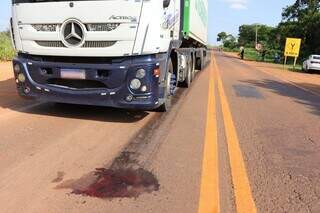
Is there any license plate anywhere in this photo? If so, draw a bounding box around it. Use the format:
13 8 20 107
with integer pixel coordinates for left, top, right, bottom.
60 69 86 80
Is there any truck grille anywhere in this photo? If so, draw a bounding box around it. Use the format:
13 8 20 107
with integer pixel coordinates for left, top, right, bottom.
35 41 65 48
82 41 117 48
32 23 120 32
32 24 58 32
86 23 121 32
47 79 107 89
35 41 117 48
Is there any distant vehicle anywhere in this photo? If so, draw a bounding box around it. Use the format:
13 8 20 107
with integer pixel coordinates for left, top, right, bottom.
302 55 320 72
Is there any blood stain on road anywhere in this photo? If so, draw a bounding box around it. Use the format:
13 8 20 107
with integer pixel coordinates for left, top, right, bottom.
72 168 159 198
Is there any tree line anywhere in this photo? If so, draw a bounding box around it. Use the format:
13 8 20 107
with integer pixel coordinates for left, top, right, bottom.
0 29 15 61
218 0 320 59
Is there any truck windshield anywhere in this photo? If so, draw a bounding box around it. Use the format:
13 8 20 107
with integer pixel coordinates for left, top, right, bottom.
13 0 97 3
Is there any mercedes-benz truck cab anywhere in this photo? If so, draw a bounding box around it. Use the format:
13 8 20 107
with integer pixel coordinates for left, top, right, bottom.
11 0 209 111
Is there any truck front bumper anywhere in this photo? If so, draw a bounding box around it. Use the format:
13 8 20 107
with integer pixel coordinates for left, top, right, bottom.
12 55 163 110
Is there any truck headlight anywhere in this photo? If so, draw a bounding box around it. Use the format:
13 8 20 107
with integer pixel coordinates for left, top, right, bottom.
130 79 141 90
17 73 26 83
141 85 147 92
136 69 146 79
14 64 21 73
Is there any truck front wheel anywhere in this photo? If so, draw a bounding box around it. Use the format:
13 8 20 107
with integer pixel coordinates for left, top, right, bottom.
157 59 174 112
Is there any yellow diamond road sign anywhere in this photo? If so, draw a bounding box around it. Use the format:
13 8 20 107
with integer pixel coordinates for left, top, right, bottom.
285 38 301 57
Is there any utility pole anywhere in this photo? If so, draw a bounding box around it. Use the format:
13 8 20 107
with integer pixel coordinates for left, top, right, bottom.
255 24 258 47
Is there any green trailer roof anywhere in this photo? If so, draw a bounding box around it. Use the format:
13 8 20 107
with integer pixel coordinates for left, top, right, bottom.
182 0 208 45
182 0 191 37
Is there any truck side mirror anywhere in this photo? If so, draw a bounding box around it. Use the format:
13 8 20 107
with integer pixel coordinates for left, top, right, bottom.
163 0 171 8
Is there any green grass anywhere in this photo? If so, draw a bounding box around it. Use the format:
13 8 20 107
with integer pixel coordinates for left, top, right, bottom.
0 32 15 61
243 48 274 62
223 47 275 62
287 64 303 72
222 47 239 53
224 47 304 73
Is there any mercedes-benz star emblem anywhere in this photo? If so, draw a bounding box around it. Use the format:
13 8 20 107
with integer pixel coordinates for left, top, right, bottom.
61 20 85 47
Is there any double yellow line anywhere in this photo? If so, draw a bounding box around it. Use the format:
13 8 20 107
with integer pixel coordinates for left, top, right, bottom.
198 55 257 213
198 57 220 213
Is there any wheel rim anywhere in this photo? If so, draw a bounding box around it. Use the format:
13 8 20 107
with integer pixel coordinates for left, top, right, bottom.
169 73 176 96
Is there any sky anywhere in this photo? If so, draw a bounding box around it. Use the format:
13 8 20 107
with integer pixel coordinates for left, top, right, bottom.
1 0 294 45
0 0 11 30
208 0 293 44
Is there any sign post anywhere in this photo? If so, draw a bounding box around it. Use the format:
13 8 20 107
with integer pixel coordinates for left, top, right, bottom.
284 38 302 69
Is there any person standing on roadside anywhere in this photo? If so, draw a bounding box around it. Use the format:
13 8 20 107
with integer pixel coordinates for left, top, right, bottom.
240 46 245 60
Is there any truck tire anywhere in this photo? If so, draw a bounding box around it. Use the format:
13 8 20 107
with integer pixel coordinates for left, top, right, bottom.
182 58 192 88
185 66 192 88
191 57 195 81
196 57 202 70
157 59 173 112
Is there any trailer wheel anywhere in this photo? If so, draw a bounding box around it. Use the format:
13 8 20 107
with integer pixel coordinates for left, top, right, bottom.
196 57 202 70
182 58 192 88
191 57 195 81
157 59 173 112
185 66 192 88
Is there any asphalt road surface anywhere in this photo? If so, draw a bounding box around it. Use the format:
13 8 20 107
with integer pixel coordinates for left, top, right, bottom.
0 51 319 213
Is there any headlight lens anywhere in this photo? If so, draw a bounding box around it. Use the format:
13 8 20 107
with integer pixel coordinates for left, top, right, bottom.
14 64 21 73
136 69 146 79
141 85 147 92
17 73 26 83
130 79 141 90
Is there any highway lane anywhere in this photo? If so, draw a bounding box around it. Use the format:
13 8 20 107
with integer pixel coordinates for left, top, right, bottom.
215 51 320 212
0 52 319 213
0 61 211 213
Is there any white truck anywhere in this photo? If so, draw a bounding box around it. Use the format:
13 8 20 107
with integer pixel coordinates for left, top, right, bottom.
11 0 210 111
